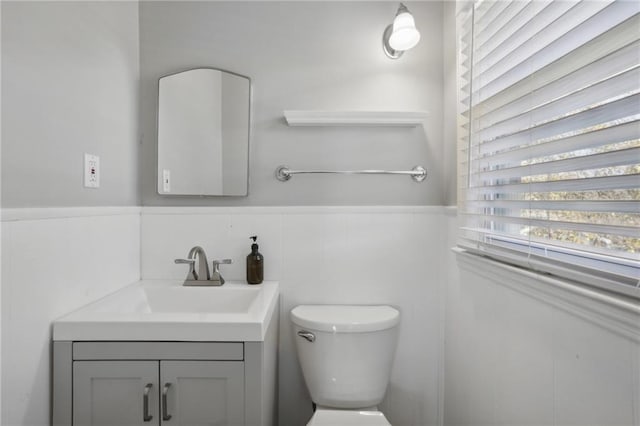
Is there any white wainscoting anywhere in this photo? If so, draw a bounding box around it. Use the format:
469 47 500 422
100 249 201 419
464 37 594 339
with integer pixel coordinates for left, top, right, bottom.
1 208 141 426
444 214 640 426
141 206 446 426
3 205 634 426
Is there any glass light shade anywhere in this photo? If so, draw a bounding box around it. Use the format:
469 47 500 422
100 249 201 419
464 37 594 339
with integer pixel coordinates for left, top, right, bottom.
389 11 420 51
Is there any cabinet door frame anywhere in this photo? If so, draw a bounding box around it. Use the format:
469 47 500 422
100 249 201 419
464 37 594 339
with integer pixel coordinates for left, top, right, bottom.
73 360 160 426
160 360 245 426
54 341 73 426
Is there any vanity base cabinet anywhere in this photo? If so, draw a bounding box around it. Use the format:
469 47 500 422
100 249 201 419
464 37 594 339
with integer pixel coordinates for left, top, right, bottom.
71 360 245 426
53 300 278 426
54 339 276 426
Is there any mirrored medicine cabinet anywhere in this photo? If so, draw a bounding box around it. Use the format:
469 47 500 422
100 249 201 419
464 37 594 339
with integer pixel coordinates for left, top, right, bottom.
157 68 251 196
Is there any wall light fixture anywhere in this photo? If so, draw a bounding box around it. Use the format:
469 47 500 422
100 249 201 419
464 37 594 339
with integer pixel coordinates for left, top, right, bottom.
382 3 421 59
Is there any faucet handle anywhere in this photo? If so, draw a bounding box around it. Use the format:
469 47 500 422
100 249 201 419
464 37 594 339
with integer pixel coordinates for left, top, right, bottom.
210 259 233 285
212 259 233 273
212 259 233 267
174 258 196 264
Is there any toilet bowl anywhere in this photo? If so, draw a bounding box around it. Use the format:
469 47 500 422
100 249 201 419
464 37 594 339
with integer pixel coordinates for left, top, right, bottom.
291 305 400 426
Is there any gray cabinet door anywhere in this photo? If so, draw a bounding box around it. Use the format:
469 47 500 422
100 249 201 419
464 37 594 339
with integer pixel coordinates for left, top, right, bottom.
73 361 159 426
160 361 244 426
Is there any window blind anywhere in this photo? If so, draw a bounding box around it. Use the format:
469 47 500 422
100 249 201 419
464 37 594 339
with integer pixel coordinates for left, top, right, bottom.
456 0 640 297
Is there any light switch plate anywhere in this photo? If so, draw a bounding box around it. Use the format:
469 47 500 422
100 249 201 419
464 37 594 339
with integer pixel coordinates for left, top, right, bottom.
84 153 100 188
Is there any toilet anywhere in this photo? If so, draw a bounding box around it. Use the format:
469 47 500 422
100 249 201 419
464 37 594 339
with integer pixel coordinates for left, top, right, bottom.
291 304 400 426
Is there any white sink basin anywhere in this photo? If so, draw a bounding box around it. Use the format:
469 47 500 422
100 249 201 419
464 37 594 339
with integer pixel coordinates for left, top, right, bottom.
53 280 279 342
142 286 260 313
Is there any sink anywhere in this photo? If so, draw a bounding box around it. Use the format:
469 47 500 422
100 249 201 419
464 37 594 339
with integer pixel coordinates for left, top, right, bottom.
53 280 279 342
142 286 260 313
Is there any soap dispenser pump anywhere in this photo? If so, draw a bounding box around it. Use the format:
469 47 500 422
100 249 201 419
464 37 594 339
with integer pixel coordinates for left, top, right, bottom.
246 236 264 284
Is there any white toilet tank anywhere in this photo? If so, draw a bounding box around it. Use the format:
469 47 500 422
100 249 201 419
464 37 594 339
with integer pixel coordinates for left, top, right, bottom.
291 305 400 409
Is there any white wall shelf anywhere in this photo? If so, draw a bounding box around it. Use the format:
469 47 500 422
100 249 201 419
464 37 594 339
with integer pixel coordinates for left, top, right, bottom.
283 110 428 127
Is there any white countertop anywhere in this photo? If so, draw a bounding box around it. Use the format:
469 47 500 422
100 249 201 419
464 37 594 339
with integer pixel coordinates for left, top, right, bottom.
53 280 279 342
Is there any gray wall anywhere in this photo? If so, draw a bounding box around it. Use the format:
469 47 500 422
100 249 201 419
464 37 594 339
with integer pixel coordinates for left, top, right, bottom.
1 1 140 208
1 3 141 425
140 1 445 206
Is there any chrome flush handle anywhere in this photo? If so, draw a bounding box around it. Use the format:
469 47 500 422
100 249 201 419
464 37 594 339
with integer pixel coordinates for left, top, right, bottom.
297 330 315 342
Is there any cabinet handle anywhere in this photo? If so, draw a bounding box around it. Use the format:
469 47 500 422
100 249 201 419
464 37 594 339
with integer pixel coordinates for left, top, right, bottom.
143 383 153 422
162 382 173 421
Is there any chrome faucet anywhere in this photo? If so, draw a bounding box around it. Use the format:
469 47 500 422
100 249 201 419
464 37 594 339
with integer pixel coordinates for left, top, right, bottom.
174 246 232 286
175 246 210 284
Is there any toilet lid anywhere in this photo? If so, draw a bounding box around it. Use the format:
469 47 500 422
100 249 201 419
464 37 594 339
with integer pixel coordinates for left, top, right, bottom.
307 409 391 426
291 305 400 333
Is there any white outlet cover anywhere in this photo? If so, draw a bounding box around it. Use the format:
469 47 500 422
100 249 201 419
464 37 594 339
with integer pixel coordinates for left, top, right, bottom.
84 153 100 188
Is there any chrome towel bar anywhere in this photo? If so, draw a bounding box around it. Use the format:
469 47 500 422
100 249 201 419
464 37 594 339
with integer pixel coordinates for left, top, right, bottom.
275 165 427 182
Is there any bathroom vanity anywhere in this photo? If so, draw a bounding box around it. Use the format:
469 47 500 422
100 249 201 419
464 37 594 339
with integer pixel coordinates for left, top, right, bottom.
52 281 279 426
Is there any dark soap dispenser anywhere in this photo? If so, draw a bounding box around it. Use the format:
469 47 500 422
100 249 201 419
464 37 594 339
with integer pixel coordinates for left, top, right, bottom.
246 236 264 284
